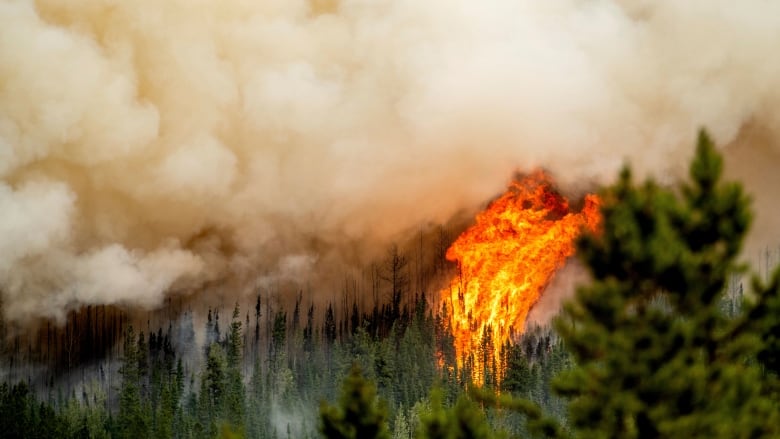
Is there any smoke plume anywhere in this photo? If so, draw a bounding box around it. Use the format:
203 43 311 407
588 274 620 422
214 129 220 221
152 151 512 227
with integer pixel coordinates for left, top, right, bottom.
2 0 780 323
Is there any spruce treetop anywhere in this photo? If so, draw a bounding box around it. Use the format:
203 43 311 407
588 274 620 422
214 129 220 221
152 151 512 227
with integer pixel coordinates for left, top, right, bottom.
553 130 779 438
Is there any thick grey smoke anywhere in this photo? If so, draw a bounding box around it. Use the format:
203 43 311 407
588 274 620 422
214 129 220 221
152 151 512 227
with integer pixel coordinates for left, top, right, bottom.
2 0 780 323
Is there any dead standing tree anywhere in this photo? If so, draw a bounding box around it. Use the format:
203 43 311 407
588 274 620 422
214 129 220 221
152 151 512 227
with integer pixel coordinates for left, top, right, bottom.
380 245 409 323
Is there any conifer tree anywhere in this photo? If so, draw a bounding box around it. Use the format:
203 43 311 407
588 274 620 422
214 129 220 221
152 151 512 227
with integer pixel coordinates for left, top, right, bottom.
392 406 411 439
320 363 391 439
117 326 150 439
324 305 337 346
199 343 227 437
501 343 532 397
416 389 495 439
551 130 780 438
225 303 246 431
247 354 270 439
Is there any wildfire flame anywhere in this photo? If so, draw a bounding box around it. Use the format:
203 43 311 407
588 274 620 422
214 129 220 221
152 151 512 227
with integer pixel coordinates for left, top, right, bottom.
443 170 601 384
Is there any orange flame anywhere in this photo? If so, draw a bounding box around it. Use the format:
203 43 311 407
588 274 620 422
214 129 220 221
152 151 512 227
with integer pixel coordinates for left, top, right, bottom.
443 170 601 384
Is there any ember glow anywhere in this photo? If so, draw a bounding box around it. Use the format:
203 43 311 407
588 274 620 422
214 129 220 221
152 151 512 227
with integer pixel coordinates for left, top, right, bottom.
443 171 601 383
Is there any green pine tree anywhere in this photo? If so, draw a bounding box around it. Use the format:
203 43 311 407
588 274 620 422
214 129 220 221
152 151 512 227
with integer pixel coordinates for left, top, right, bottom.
501 343 533 398
225 303 246 432
198 342 227 438
551 130 780 438
320 363 391 439
416 388 497 439
117 326 151 439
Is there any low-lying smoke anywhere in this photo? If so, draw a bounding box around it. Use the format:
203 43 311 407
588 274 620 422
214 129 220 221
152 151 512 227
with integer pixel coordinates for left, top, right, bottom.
2 0 780 323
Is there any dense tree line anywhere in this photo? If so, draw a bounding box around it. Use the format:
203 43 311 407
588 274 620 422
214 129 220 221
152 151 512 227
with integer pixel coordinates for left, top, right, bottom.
1 131 778 438
315 132 780 438
0 290 573 438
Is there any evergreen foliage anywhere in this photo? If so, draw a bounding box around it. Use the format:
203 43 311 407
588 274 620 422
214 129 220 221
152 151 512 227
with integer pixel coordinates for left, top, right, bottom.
225 304 246 432
1 130 778 439
320 363 391 439
117 326 150 439
416 388 495 439
552 130 780 438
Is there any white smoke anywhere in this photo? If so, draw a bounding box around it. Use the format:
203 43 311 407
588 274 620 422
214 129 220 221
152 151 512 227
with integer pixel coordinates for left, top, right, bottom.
2 0 780 322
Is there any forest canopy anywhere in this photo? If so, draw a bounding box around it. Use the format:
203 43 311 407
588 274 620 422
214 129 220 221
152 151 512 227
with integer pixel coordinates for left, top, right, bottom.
1 131 778 438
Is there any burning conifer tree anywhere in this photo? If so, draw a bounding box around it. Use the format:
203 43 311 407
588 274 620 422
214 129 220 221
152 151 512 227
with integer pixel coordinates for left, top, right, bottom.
552 130 780 437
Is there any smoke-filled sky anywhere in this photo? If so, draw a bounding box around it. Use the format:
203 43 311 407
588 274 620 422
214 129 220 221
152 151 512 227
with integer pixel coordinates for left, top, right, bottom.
2 0 780 323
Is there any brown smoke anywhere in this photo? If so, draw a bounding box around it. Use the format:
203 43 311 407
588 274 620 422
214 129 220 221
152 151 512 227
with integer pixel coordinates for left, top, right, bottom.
2 0 780 323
